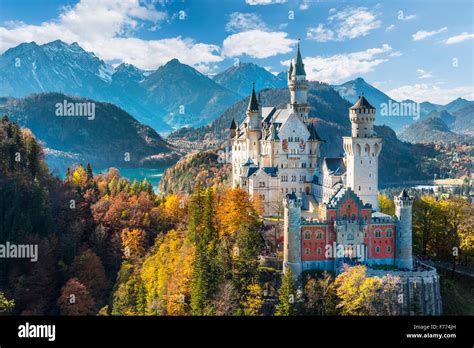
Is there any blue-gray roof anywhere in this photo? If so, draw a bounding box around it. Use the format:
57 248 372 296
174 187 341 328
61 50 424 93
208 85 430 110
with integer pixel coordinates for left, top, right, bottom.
323 157 346 175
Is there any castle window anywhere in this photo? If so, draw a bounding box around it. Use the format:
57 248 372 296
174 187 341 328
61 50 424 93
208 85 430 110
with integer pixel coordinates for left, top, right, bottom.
305 248 311 255
317 248 321 254
375 246 380 253
351 214 356 221
375 230 382 238
387 246 391 253
386 229 393 238
304 231 311 240
316 232 323 239
260 194 265 201
259 182 265 188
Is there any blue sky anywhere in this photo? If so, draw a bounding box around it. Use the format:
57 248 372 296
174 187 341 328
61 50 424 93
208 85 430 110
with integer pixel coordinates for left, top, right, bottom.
0 0 473 103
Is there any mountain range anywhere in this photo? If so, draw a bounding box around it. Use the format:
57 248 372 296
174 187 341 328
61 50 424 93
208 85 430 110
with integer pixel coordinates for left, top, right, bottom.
399 109 474 144
212 62 286 97
0 40 240 132
0 93 180 173
332 78 474 133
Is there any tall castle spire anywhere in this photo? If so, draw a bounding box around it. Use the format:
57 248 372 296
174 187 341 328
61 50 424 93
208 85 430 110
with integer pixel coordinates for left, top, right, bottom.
293 41 306 76
288 41 310 122
247 81 259 112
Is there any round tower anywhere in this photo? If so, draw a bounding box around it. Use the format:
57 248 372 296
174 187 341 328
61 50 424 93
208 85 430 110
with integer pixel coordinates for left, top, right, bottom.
343 95 382 211
395 189 414 270
283 193 302 279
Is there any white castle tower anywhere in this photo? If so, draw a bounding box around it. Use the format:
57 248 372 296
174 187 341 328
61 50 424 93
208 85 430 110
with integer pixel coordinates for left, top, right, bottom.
395 189 414 270
245 81 261 164
343 95 382 211
288 42 310 122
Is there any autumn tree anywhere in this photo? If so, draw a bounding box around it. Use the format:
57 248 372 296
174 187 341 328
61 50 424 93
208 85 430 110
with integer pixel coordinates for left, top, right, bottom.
69 249 109 306
334 265 401 316
303 272 338 315
57 278 96 315
378 193 395 216
242 283 264 316
0 291 14 313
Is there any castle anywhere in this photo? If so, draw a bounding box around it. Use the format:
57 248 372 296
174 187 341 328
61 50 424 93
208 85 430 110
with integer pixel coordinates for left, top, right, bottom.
229 45 442 314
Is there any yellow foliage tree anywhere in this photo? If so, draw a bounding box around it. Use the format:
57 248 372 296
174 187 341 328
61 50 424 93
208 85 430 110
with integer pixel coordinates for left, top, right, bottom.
216 188 260 239
242 283 264 316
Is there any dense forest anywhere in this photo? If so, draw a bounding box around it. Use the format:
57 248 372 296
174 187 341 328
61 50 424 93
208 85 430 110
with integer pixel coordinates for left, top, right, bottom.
0 117 472 316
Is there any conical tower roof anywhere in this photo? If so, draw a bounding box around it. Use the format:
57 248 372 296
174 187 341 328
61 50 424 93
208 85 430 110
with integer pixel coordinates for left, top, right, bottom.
350 95 375 110
247 81 259 112
293 42 306 76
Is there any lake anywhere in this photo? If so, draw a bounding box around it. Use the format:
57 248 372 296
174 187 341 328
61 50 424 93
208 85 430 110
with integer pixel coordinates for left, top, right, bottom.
53 166 169 193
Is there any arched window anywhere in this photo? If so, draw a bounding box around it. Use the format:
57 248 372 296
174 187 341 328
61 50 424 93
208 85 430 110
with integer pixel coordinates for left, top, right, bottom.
365 144 370 154
347 233 354 240
305 248 311 255
386 229 393 238
387 246 392 253
375 246 380 253
317 248 321 254
304 231 311 240
375 230 382 238
351 213 356 221
316 231 323 240
343 214 347 220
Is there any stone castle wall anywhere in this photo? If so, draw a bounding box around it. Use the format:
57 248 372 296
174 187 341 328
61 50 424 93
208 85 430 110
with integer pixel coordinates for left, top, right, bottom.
367 263 442 315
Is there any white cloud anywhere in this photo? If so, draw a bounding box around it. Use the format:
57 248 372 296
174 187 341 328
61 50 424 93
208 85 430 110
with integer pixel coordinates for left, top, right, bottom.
307 24 334 42
385 24 395 32
225 12 266 32
387 83 474 104
281 44 396 83
307 7 381 42
398 13 416 21
412 27 447 41
299 0 311 11
222 30 296 59
444 32 474 44
245 0 287 5
416 69 433 79
0 0 223 72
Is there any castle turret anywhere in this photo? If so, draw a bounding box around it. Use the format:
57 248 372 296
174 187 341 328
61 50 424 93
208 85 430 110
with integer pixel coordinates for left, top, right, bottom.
288 42 310 122
343 95 382 210
283 193 302 279
245 81 261 164
229 118 237 139
395 189 414 270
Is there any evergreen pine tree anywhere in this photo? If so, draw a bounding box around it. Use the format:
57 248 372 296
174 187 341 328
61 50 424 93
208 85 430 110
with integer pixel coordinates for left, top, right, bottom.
275 269 298 316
